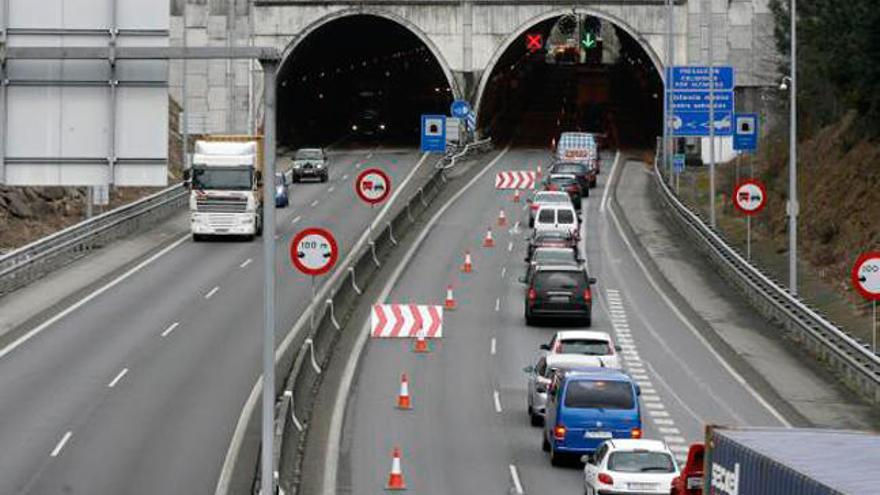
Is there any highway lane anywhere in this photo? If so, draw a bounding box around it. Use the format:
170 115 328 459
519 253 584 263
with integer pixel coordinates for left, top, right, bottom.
0 146 431 495
339 148 791 493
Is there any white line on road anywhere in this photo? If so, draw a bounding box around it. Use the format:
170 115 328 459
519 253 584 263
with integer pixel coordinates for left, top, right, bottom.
493 390 503 413
51 431 72 457
495 298 500 312
328 186 335 192
501 266 506 279
599 151 621 214
161 322 180 338
310 200 319 208
107 368 129 388
240 258 253 268
509 465 525 495
491 337 497 355
0 234 189 361
355 163 362 169
291 215 302 225
508 241 513 252
205 286 219 299
342 174 349 180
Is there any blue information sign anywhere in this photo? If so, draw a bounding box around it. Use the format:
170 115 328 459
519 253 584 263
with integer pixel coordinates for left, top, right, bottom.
420 115 447 153
672 91 734 112
450 100 471 118
671 111 733 137
671 66 734 91
673 154 686 173
733 113 759 151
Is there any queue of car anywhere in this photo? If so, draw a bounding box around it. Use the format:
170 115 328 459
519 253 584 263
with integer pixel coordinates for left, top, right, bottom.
274 147 331 208
517 133 681 494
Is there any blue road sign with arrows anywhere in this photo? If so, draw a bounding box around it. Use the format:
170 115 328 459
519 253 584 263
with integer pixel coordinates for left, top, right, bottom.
671 111 733 137
450 100 471 119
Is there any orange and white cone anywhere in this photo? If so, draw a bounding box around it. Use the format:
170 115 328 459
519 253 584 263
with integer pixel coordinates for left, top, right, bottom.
444 285 457 310
413 332 430 353
497 209 507 227
396 373 412 410
483 228 495 248
537 164 543 178
512 189 521 203
385 446 407 490
461 251 473 273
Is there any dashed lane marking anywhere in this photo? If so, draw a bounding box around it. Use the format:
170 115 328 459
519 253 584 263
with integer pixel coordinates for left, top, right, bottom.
291 216 302 225
495 298 500 312
491 337 497 355
161 322 180 338
107 368 129 388
501 266 507 279
342 174 349 180
240 258 253 268
310 200 319 208
50 431 73 457
205 286 219 299
493 390 503 413
328 186 335 192
509 465 525 495
508 241 513 252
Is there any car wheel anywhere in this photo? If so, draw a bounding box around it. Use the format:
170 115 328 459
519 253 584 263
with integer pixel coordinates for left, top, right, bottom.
550 447 565 467
192 234 204 242
530 413 542 427
583 187 590 198
590 179 597 189
525 310 535 326
542 435 551 452
584 310 592 327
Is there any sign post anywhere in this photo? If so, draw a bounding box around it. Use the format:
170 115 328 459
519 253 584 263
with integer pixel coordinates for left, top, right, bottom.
732 179 767 260
673 154 686 193
852 252 880 353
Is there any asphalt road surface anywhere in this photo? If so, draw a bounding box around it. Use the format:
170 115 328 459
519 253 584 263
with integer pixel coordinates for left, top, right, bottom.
0 147 432 495
338 148 790 494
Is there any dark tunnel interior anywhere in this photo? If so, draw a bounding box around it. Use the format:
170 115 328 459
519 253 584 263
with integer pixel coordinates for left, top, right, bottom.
277 15 453 149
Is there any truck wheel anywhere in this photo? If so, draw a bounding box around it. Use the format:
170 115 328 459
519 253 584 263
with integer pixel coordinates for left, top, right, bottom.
192 234 204 242
321 173 329 183
255 213 263 237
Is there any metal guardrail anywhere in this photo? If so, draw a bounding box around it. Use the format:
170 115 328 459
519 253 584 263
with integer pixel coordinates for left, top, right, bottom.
0 183 188 297
438 137 494 170
652 148 880 405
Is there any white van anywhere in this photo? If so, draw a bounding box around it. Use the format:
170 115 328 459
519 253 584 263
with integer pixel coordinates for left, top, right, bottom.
534 204 579 238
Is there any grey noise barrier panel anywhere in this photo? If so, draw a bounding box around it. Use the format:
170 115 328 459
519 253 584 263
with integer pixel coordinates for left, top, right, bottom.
651 144 880 406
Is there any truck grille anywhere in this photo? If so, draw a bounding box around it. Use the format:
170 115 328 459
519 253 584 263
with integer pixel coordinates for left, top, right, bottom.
196 197 247 213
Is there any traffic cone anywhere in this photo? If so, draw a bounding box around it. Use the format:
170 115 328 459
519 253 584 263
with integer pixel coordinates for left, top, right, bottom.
444 285 457 310
512 189 521 203
396 373 412 410
483 228 495 248
497 209 507 227
413 332 430 353
461 251 473 273
385 446 407 490
537 164 543 178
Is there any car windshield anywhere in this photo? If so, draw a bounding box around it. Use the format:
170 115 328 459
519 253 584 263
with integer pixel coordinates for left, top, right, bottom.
608 451 676 473
563 380 634 409
558 339 610 355
535 193 569 204
534 250 576 264
191 167 252 191
535 271 583 290
295 149 322 160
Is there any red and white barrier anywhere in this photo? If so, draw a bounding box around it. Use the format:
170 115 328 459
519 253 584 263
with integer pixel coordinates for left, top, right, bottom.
371 304 443 338
495 170 537 190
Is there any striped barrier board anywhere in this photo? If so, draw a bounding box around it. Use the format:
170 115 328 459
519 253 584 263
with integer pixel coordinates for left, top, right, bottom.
371 304 443 338
495 170 537 190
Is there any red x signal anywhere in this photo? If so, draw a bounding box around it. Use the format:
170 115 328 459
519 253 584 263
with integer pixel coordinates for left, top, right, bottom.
526 33 543 52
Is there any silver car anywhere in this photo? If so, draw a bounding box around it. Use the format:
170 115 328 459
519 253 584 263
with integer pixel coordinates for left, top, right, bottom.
291 148 328 183
524 353 608 426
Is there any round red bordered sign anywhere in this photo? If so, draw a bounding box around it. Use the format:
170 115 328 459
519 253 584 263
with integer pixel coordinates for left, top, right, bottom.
355 168 391 205
290 227 339 276
851 251 880 301
732 179 768 216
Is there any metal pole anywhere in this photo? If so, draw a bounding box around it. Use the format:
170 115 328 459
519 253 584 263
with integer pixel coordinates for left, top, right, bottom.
667 0 675 185
260 60 278 495
663 0 671 183
788 0 799 294
0 0 8 184
182 6 189 172
707 2 716 228
86 187 94 219
746 216 751 260
873 300 876 354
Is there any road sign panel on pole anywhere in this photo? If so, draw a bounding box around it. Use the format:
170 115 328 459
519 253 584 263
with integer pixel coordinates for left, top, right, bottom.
371 304 444 338
290 228 339 276
450 100 471 118
671 111 734 136
495 170 537 190
420 115 446 153
671 91 734 112
671 66 734 91
732 179 767 216
733 113 759 151
355 168 391 206
852 252 880 301
673 154 686 173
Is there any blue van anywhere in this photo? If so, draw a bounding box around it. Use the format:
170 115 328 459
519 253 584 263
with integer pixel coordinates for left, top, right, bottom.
543 368 642 466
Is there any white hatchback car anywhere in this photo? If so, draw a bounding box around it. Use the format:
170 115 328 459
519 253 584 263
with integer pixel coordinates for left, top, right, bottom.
583 439 680 495
540 330 622 370
533 204 579 238
528 190 572 227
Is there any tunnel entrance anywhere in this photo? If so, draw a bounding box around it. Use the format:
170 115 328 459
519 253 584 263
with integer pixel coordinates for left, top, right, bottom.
477 14 663 149
278 14 454 149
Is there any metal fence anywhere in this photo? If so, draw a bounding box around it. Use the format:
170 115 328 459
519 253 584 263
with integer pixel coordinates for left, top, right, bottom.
652 147 880 405
0 184 188 297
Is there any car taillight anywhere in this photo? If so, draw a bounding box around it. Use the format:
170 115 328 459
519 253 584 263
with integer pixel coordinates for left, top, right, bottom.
546 184 558 191
598 472 614 485
530 203 539 210
583 288 592 303
528 288 537 304
566 185 578 193
553 425 566 440
631 428 642 439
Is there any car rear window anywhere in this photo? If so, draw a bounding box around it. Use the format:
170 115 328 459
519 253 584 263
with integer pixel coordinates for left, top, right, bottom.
536 193 568 203
557 209 575 224
535 271 583 290
563 380 634 409
534 250 576 264
558 339 611 355
608 452 675 473
553 164 587 175
537 209 555 223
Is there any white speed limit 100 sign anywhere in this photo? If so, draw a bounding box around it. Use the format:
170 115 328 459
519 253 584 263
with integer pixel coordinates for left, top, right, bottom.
852 252 880 301
290 228 339 276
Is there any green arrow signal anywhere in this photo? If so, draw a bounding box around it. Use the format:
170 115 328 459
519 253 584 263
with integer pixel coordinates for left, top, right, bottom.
582 33 597 49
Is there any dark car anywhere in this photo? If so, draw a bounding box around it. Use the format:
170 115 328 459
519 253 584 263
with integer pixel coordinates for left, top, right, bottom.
527 230 578 262
351 109 387 137
524 265 596 326
543 173 585 208
520 247 583 283
549 161 594 193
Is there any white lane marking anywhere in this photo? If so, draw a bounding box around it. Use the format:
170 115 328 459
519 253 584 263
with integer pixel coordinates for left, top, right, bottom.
161 322 180 338
107 368 129 388
366 152 373 159
649 410 670 418
318 148 510 495
607 186 791 427
500 266 507 279
493 390 503 413
495 298 500 312
599 151 621 213
328 186 335 193
653 418 675 426
0 234 189 361
521 203 527 211
491 337 497 355
291 215 302 225
50 431 73 457
508 241 513 252
664 436 687 444
310 200 319 208
205 286 219 299
512 221 521 232
342 174 349 180
659 427 682 435
509 465 525 495
355 163 362 169
240 258 253 268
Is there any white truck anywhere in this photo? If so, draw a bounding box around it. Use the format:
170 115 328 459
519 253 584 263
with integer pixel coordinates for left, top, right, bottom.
188 137 264 241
